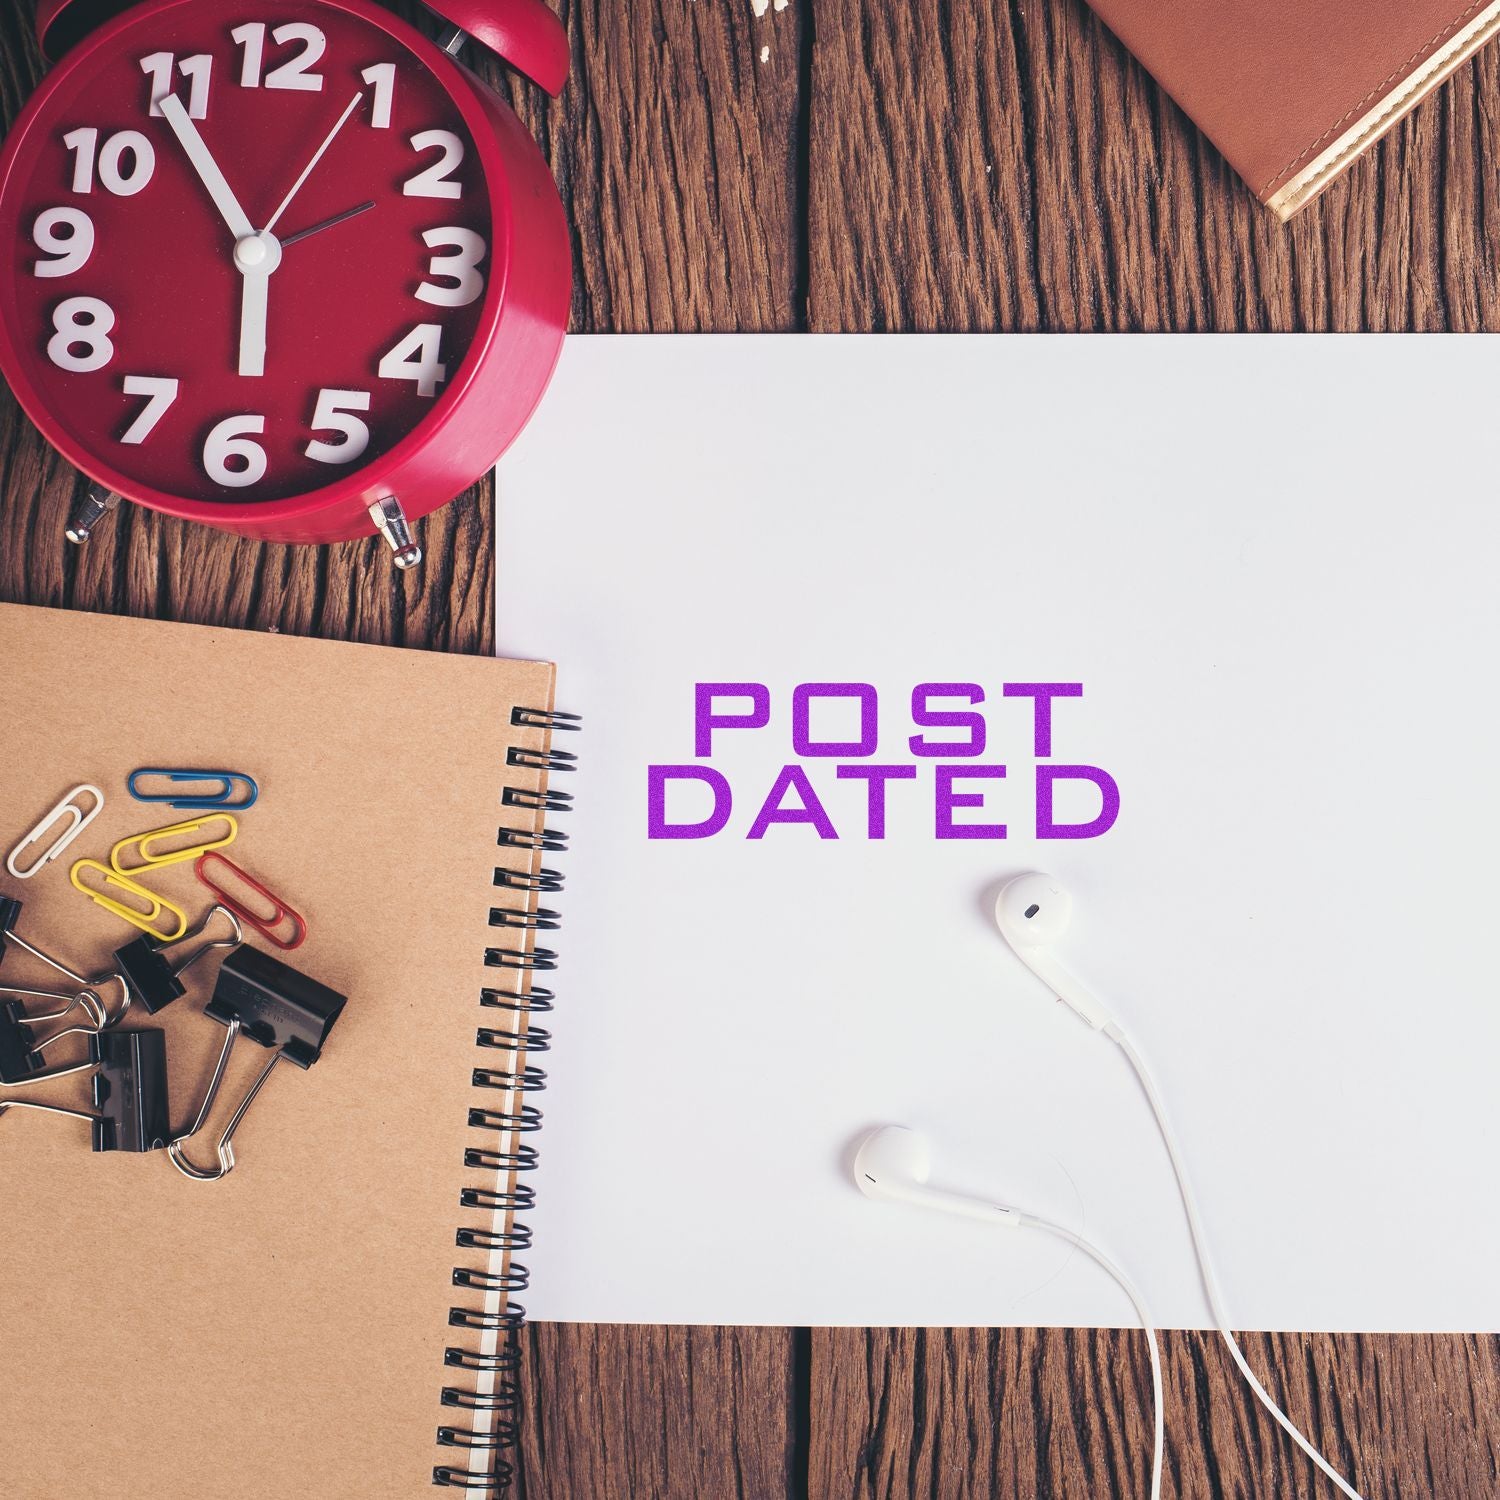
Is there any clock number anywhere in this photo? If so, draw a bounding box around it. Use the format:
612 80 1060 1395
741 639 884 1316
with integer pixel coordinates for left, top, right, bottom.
204 415 268 488
141 52 213 118
230 23 265 85
139 54 169 108
62 128 96 193
378 324 447 398
403 131 465 200
32 208 95 278
48 297 115 374
120 376 180 445
233 22 325 90
417 228 488 308
63 128 155 196
266 24 326 89
361 64 396 129
306 388 372 464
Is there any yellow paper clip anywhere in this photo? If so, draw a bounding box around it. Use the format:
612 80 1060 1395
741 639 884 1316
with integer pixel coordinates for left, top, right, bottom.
69 860 189 943
109 814 238 876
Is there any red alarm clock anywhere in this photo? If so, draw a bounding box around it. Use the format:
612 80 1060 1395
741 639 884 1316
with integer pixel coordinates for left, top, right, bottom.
0 0 570 566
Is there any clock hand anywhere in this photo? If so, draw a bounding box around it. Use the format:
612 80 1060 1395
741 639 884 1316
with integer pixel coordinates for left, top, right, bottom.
263 90 366 237
232 199 375 375
280 200 377 248
159 92 282 380
158 94 254 242
234 196 375 378
234 232 281 379
237 189 375 377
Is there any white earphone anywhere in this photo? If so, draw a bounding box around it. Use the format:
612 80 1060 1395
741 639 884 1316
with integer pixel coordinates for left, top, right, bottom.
992 872 1114 1030
853 1124 1163 1500
854 1125 1021 1225
988 872 1369 1500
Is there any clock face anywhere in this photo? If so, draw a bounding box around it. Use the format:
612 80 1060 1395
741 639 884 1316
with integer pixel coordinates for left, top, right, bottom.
0 0 497 507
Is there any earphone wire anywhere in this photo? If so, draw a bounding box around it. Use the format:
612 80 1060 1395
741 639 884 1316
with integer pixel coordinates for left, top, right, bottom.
1021 1213 1163 1500
1106 1024 1365 1500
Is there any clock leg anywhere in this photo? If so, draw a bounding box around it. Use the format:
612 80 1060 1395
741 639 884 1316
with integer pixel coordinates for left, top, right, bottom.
368 497 423 570
431 20 470 57
64 485 121 547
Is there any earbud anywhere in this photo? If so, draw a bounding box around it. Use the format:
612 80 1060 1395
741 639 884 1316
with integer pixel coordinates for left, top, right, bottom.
993 873 1370 1499
993 872 1114 1031
854 1122 1166 1498
852 1126 1019 1226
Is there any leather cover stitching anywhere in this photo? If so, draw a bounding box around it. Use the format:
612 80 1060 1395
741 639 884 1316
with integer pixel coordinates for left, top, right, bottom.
1258 0 1487 192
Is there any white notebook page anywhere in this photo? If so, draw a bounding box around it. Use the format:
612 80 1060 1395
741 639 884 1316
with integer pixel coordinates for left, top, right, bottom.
497 334 1500 1331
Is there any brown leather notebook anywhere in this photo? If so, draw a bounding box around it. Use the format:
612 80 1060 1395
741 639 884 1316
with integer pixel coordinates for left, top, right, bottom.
0 605 568 1498
1085 0 1500 217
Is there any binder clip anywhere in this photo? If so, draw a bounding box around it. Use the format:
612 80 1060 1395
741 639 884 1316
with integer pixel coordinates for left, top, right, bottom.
0 894 90 987
0 1028 170 1152
127 768 259 811
0 982 116 1084
168 947 346 1182
0 897 134 1079
111 904 243 1017
6 784 105 880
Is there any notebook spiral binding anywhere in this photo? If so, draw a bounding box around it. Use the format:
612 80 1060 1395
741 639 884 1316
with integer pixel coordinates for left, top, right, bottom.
433 705 581 1494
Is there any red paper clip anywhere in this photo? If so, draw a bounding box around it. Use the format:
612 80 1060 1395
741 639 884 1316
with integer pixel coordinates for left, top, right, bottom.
194 852 307 951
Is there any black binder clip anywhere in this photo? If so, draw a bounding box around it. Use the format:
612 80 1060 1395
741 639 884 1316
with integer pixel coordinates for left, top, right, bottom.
0 985 113 1083
0 895 90 987
0 1028 170 1152
167 946 346 1182
111 904 243 1017
1 897 135 1080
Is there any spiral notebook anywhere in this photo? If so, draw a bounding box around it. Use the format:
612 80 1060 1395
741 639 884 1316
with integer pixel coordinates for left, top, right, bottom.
0 604 572 1498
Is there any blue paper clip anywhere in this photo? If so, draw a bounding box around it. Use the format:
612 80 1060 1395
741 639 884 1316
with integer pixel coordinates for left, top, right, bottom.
127 769 259 812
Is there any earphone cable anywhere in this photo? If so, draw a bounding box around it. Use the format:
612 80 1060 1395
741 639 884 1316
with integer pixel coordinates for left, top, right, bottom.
1106 1024 1365 1500
1021 1213 1163 1500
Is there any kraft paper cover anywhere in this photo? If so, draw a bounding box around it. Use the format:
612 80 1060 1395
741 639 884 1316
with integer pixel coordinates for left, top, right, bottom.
0 603 555 1499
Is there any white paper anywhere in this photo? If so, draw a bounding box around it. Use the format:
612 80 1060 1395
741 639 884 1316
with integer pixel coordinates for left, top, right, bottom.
496 334 1500 1331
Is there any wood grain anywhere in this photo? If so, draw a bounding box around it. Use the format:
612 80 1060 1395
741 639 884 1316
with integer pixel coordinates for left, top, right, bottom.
497 0 806 333
4 0 1500 1495
812 1329 1500 1499
806 0 1500 332
520 1323 799 1500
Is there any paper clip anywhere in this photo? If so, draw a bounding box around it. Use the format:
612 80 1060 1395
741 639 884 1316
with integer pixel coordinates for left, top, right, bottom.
127 768 258 811
0 1029 171 1152
109 814 238 876
111 905 243 1017
194 852 307 951
168 947 346 1182
5 785 104 880
69 860 188 943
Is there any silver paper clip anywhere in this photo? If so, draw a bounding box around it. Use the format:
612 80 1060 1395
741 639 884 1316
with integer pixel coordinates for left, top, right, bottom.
5 785 104 880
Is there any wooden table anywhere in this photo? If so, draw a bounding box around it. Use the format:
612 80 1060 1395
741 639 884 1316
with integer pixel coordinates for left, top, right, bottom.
4 3 1499 1494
